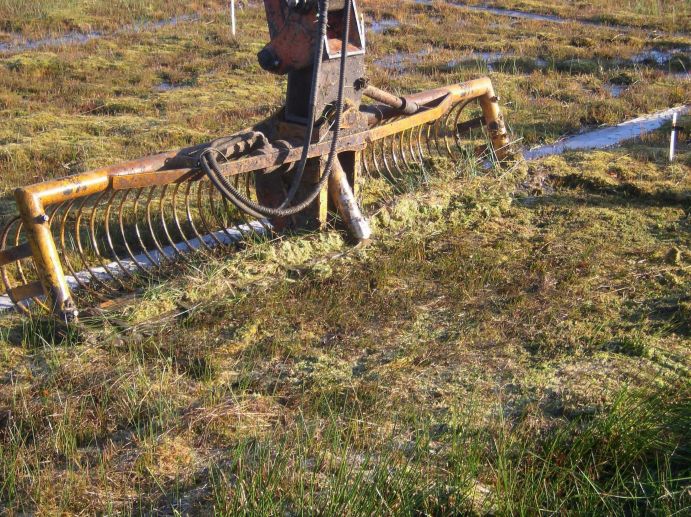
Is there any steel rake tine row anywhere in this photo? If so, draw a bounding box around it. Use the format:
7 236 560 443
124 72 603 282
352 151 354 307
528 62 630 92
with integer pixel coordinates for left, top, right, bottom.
172 180 199 256
184 180 212 253
88 190 128 290
159 184 187 259
362 99 486 181
104 190 137 281
0 174 270 307
118 189 153 276
75 195 119 295
0 98 494 311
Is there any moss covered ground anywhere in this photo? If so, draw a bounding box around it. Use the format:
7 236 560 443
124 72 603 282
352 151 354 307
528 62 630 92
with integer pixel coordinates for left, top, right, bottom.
0 0 689 514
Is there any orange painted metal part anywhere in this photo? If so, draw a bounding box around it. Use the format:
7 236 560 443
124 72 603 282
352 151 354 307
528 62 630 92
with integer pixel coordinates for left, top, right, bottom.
261 0 362 75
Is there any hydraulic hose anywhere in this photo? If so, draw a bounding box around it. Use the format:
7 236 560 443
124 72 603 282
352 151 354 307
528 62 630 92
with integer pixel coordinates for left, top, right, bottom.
201 0 353 220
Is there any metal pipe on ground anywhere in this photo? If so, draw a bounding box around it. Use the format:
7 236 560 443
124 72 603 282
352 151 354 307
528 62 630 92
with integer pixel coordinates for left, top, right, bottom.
328 156 371 241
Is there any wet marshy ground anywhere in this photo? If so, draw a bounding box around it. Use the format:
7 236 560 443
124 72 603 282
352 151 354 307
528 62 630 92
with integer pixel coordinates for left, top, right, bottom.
0 1 689 515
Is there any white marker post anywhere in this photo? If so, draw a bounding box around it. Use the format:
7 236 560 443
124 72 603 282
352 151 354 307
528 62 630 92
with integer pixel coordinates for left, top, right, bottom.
230 0 236 37
669 112 677 162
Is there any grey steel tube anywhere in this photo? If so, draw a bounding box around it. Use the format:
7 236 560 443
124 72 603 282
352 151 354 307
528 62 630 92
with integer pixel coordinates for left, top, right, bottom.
363 85 420 115
328 157 371 241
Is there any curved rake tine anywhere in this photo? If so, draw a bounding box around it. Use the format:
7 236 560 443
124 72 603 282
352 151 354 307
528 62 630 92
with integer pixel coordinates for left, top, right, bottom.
208 181 238 245
409 126 423 168
433 117 453 159
131 188 160 271
416 124 426 163
197 181 224 249
452 100 468 157
74 194 118 294
377 138 401 192
59 199 96 295
441 110 456 160
104 189 136 281
118 188 153 276
362 144 373 178
388 133 405 179
158 184 186 259
88 189 127 289
415 124 429 180
380 137 399 185
422 123 432 160
171 180 198 256
185 179 213 252
145 186 175 264
398 129 411 174
371 138 384 178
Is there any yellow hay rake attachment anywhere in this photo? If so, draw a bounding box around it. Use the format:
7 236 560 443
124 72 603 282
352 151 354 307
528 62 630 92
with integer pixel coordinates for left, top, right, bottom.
1 77 510 321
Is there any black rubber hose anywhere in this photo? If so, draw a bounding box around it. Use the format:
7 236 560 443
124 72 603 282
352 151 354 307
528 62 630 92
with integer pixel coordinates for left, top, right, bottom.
200 0 353 219
200 0 331 217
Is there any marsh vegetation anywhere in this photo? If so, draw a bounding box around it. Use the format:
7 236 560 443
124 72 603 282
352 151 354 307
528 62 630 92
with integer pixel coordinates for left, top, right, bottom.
0 0 689 514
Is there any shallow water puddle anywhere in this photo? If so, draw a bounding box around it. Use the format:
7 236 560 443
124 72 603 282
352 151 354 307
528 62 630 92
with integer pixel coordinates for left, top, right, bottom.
455 3 565 24
631 48 690 73
605 84 626 98
375 48 547 74
446 52 547 72
155 81 190 92
445 51 506 71
369 19 401 34
374 49 431 72
523 105 689 160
